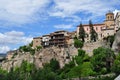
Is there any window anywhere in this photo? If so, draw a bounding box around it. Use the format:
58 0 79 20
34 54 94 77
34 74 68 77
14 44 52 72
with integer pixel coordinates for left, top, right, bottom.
36 41 38 43
111 16 112 19
87 28 88 31
96 27 98 31
108 16 109 20
101 34 102 37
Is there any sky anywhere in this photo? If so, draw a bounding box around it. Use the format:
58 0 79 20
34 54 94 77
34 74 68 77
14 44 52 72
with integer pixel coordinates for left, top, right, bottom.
0 0 120 53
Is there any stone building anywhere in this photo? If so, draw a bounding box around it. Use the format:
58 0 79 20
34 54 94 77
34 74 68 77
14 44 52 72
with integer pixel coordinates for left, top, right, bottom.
77 11 115 42
49 30 70 47
33 30 76 48
77 24 105 42
104 11 114 28
33 12 116 47
115 12 120 32
33 37 42 48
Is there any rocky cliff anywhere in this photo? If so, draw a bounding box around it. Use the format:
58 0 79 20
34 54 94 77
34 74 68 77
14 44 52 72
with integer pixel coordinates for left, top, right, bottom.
1 46 78 71
112 30 120 53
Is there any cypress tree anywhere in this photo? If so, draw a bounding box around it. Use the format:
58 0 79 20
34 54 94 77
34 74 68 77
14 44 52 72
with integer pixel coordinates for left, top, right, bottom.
79 23 85 42
89 20 98 42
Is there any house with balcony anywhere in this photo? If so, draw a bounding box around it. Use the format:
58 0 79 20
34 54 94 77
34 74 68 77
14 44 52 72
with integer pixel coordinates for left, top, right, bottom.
49 30 70 47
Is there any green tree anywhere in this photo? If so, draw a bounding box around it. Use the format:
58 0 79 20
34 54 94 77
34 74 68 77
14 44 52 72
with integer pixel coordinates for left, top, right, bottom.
50 58 60 72
106 35 115 47
112 53 120 75
75 49 85 65
91 47 115 74
79 23 85 42
0 67 7 80
36 46 42 51
74 39 83 48
59 60 75 79
67 65 82 79
19 45 35 55
89 20 98 42
29 41 33 47
81 62 96 76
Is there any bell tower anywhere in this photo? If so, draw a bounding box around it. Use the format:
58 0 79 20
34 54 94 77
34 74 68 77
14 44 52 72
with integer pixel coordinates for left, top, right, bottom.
104 11 114 28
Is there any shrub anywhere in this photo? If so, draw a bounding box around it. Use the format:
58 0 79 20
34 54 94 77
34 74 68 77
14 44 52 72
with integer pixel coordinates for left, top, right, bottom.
74 39 83 48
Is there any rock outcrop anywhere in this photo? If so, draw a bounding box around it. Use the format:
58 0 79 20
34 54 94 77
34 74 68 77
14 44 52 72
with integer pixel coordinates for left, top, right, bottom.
82 41 105 56
112 30 120 53
1 46 78 71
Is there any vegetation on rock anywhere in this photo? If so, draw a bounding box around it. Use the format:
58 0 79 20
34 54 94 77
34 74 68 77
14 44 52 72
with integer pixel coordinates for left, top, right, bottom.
0 42 118 80
74 39 84 48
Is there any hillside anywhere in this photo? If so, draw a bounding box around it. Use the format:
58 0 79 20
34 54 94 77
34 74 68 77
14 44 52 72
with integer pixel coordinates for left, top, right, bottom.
1 46 78 71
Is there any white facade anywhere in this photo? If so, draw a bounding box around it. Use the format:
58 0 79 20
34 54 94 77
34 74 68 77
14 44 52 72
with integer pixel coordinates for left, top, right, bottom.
115 12 120 31
42 35 51 46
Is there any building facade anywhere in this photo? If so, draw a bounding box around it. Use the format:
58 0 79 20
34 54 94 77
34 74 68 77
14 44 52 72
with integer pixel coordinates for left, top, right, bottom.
77 12 115 42
50 30 70 47
33 30 75 48
104 12 114 28
33 37 42 48
41 35 51 47
115 12 120 32
33 12 117 48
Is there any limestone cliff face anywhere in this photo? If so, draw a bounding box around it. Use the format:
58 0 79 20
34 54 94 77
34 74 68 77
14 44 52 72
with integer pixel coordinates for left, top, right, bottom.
1 46 78 71
112 30 120 53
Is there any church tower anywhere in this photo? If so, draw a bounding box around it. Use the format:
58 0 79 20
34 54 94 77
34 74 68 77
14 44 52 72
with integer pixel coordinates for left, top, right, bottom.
104 11 114 28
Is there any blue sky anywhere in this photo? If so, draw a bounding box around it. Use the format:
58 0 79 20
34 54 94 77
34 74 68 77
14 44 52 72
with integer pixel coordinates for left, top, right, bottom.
0 0 120 53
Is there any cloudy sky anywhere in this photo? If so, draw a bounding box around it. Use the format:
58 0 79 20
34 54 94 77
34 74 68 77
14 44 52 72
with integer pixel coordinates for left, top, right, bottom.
0 0 120 53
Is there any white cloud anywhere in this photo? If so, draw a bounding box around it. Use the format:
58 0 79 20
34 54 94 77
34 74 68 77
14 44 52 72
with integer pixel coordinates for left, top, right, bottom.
0 46 10 53
0 0 50 26
5 31 24 37
54 24 73 29
0 31 32 45
0 0 119 26
49 0 120 22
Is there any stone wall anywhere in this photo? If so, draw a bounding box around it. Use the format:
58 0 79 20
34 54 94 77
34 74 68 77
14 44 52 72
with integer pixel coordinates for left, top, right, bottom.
82 41 105 56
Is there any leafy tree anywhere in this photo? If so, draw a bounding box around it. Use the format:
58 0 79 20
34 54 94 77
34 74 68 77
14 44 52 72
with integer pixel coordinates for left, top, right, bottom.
19 45 35 55
91 47 115 74
112 53 120 75
67 65 82 79
0 67 7 80
75 49 85 65
106 35 115 47
36 46 42 51
74 35 78 40
59 60 75 79
81 62 96 76
50 58 60 72
75 56 83 65
29 41 33 47
78 49 85 57
74 39 83 48
89 20 98 42
31 66 62 80
79 23 85 42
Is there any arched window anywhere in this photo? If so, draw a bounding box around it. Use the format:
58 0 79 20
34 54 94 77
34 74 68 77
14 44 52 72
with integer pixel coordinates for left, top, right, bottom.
111 16 113 19
107 16 109 20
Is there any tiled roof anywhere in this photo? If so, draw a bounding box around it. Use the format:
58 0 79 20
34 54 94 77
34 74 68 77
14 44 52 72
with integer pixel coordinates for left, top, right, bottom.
77 23 105 27
33 37 42 39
